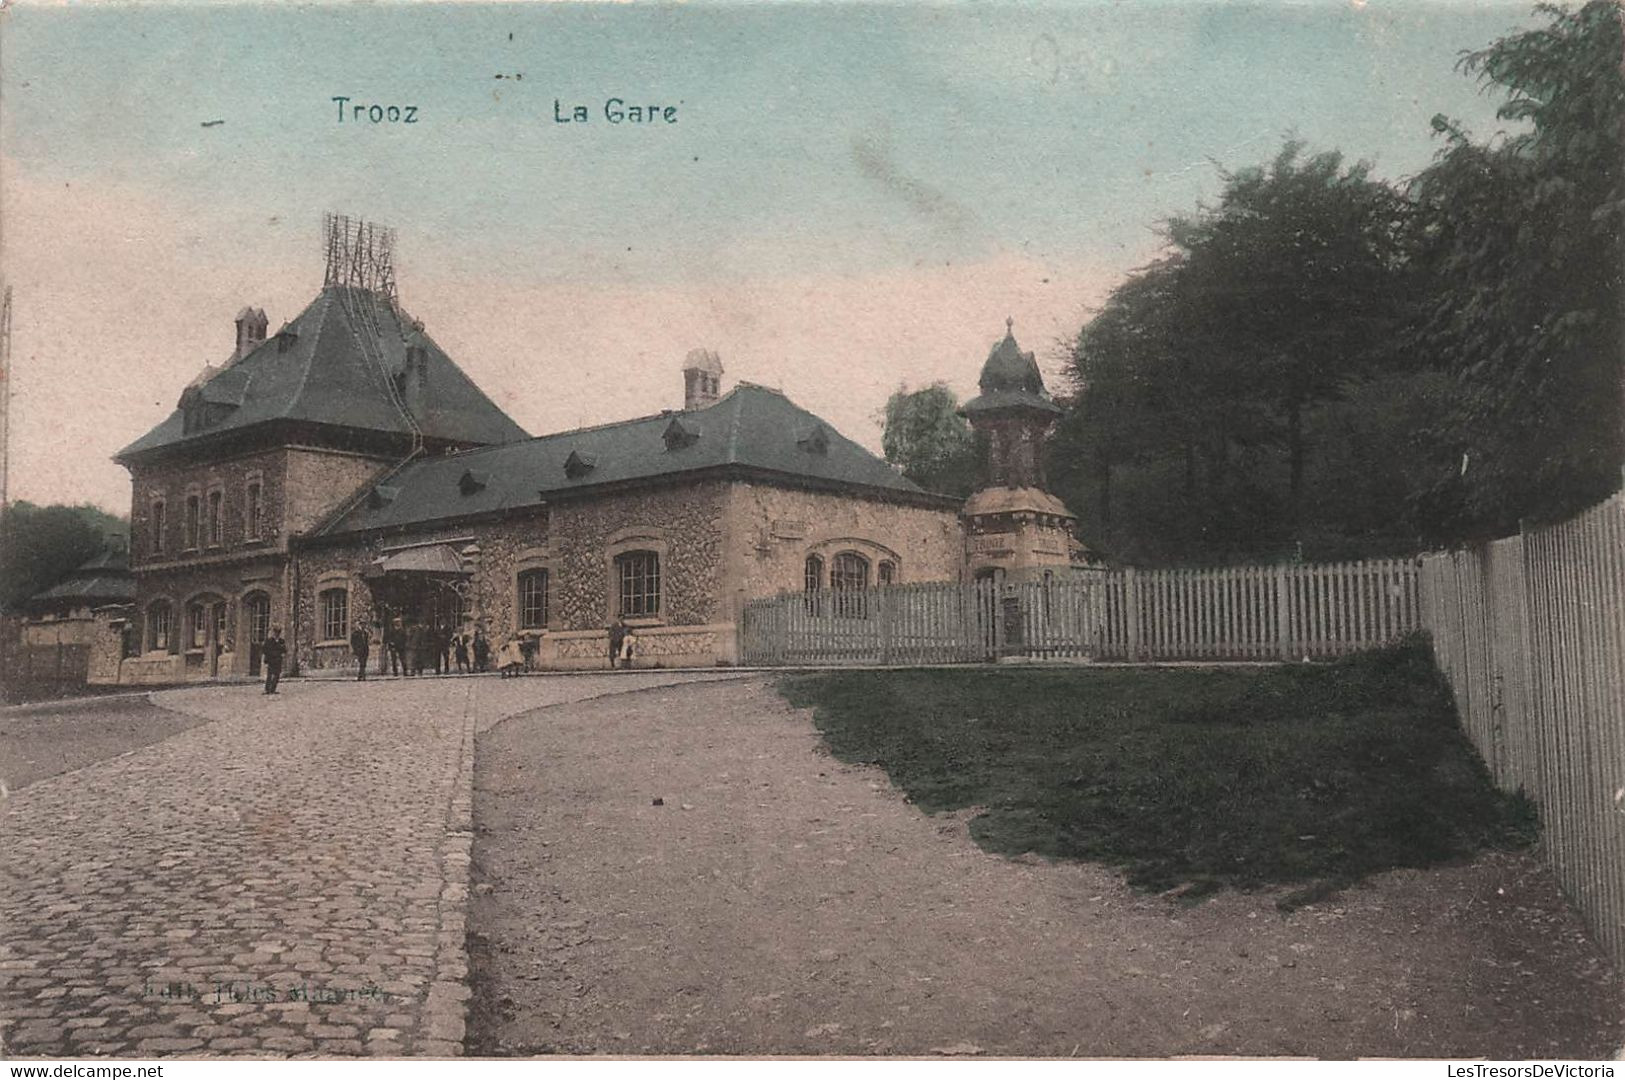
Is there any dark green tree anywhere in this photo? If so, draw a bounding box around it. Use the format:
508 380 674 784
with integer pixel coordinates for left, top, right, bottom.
880 382 981 498
0 502 124 612
1411 0 1625 538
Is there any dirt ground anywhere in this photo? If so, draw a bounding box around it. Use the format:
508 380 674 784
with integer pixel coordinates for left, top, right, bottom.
0 693 209 792
467 677 1623 1059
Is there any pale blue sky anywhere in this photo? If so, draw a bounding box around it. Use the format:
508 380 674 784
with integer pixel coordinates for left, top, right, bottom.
1 1 1534 512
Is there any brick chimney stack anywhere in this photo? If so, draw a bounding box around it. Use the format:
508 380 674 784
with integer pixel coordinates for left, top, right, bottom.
234 306 268 363
683 348 723 411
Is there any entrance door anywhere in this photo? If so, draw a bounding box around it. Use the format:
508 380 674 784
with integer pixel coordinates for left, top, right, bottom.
244 592 271 676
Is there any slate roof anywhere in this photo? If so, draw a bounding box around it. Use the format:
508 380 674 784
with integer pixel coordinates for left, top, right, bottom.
962 324 1061 417
29 546 135 607
316 383 953 537
117 286 528 461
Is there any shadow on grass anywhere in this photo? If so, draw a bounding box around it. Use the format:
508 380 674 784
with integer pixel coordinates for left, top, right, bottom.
777 635 1535 909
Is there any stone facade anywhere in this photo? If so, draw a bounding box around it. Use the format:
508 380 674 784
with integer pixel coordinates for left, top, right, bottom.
277 476 956 673
124 445 391 681
719 481 964 604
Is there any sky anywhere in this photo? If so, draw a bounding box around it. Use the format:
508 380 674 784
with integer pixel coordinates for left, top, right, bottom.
0 0 1538 515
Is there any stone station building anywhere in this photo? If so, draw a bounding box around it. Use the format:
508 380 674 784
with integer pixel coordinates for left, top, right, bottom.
108 282 991 680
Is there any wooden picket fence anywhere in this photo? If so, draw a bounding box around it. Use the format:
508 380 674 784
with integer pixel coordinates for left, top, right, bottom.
1419 491 1625 967
739 557 1421 665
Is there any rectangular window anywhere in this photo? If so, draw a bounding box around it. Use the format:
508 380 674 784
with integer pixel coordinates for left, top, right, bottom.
246 482 262 540
188 603 207 650
616 551 660 618
185 495 201 550
320 588 349 641
150 501 166 555
518 569 549 629
207 491 223 547
149 604 171 652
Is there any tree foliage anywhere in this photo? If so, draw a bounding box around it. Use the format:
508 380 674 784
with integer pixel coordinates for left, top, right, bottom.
1054 2 1624 563
1411 0 1625 536
0 502 126 613
880 382 982 498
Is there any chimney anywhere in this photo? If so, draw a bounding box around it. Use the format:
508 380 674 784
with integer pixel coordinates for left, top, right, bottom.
401 319 429 416
233 306 268 362
682 348 724 411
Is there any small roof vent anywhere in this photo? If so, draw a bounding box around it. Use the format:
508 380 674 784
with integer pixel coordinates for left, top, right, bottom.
663 417 701 452
796 423 830 455
458 469 489 496
367 485 400 509
563 449 597 480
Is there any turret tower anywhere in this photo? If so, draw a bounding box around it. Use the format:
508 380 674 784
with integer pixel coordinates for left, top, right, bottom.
959 319 1084 580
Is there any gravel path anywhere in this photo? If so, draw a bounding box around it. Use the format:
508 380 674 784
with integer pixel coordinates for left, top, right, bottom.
470 678 1622 1058
0 672 743 1058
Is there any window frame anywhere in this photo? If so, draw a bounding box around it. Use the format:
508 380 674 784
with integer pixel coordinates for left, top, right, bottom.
149 500 166 556
830 551 871 619
319 587 350 643
206 489 224 548
614 550 661 620
147 600 173 653
184 493 201 551
517 568 550 630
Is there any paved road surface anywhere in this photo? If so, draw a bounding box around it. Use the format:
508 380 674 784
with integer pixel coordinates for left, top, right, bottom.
0 673 743 1058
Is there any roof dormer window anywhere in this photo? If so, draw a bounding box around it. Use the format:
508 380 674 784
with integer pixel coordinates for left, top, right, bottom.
564 450 597 479
663 417 700 452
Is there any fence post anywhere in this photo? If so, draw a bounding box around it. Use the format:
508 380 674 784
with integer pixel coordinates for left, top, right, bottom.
1274 564 1291 660
1124 568 1140 661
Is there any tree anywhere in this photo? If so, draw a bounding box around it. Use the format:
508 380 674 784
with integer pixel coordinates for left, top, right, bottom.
1411 0 1625 537
1056 142 1417 564
0 502 125 613
880 382 982 498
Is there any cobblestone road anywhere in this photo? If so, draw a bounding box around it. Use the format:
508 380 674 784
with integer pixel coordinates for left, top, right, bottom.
0 672 744 1058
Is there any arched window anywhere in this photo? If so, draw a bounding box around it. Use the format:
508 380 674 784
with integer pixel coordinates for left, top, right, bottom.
245 482 263 540
877 560 896 587
244 592 271 647
188 602 208 650
207 490 224 547
320 587 349 641
615 551 660 618
184 494 201 550
149 500 166 556
518 569 549 630
831 552 870 618
147 601 172 653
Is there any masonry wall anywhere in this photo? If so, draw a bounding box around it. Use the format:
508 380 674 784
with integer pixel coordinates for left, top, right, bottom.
719 482 963 608
290 512 548 672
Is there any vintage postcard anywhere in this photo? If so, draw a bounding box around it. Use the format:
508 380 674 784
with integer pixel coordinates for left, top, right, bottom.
1 0 1621 1069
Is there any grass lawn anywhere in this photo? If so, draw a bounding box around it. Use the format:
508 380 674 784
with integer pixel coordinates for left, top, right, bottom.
777 637 1535 906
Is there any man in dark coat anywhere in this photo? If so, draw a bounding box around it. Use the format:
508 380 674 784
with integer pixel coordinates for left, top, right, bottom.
407 621 426 676
472 628 490 673
386 619 406 676
350 625 370 681
262 628 287 695
608 618 627 670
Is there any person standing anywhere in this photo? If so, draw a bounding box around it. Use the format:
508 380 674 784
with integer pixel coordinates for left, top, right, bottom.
407 621 426 676
387 618 406 676
261 628 287 695
350 624 371 681
454 631 470 674
608 618 627 670
472 628 490 673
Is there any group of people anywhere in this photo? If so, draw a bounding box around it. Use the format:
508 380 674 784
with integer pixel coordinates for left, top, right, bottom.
348 619 512 680
256 615 640 694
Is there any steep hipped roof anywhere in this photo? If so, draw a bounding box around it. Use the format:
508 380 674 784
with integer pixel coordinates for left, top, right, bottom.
962 323 1061 417
116 286 528 461
316 383 953 537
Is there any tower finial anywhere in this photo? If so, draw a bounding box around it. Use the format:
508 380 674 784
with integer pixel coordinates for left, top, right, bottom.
1006 316 1014 333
